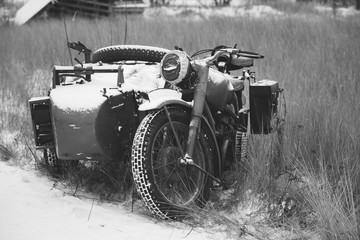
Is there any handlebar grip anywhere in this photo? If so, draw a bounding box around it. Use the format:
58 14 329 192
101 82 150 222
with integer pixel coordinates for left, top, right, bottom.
238 51 264 59
222 49 264 59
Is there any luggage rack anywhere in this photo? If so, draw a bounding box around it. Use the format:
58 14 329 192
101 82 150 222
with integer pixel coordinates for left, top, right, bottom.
51 65 123 88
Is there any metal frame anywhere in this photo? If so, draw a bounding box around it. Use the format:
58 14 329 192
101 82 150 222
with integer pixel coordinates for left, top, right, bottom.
52 65 122 88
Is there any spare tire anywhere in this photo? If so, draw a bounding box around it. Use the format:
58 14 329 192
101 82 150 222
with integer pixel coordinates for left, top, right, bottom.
92 45 170 63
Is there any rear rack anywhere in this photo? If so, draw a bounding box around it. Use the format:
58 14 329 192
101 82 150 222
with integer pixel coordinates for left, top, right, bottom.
52 65 124 88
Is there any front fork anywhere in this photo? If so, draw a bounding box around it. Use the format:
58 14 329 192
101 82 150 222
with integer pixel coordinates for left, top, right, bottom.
181 63 228 187
183 63 209 163
164 62 230 187
162 62 209 164
163 62 224 186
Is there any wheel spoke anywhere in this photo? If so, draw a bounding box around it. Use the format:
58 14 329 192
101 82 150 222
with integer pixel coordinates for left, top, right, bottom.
158 165 178 189
183 168 198 191
153 161 173 170
164 106 185 156
174 169 192 197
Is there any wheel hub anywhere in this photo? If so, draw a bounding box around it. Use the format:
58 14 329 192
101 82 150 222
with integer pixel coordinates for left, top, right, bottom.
158 146 184 183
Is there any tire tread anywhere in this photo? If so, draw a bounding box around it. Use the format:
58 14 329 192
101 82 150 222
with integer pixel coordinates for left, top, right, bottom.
92 45 170 63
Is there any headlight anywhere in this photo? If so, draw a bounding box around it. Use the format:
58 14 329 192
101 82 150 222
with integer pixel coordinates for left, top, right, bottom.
160 50 191 85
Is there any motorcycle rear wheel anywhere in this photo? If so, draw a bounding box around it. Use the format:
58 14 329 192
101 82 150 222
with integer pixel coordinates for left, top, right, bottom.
131 106 212 220
92 45 170 63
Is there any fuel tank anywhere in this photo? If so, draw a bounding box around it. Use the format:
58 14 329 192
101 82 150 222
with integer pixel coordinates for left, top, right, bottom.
206 68 238 111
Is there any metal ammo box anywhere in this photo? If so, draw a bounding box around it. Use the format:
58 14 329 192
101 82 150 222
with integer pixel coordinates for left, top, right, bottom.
250 79 279 134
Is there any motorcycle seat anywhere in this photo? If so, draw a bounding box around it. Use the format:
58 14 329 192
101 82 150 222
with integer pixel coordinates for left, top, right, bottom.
228 76 244 91
229 56 254 69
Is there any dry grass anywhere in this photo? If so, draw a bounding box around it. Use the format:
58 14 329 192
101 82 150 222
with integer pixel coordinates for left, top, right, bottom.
1 8 360 239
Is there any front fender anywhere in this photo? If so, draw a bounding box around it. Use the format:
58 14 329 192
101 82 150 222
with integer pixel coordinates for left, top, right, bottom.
138 88 192 111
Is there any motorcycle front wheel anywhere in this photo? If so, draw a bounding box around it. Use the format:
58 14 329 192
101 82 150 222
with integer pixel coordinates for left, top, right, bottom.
131 106 212 220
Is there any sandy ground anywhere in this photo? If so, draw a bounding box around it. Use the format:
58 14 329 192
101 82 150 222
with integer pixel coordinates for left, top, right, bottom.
0 161 228 240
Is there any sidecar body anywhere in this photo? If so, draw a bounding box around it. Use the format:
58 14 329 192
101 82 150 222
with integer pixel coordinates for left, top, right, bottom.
29 63 165 161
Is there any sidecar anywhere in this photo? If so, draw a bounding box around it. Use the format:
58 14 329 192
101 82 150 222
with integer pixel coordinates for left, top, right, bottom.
29 61 167 162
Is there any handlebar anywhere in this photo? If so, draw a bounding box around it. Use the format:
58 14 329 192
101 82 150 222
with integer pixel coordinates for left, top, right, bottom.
237 50 264 59
217 48 264 59
201 48 264 66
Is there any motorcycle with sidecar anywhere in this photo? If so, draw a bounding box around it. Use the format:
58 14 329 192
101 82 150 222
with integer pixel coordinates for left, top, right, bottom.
29 42 284 219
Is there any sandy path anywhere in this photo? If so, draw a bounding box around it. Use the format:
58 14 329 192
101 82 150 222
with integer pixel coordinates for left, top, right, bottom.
0 161 226 240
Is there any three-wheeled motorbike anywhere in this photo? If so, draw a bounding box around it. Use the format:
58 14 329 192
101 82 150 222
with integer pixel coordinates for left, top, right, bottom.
29 43 284 219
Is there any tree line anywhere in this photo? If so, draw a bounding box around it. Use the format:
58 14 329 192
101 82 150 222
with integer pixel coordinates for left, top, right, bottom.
149 0 360 9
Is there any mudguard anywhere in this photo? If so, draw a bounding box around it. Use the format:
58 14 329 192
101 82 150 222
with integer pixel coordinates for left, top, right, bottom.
138 88 192 111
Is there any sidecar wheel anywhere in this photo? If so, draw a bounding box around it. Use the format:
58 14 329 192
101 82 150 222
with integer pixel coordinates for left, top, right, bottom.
44 149 79 173
44 148 58 166
131 106 212 220
92 45 170 63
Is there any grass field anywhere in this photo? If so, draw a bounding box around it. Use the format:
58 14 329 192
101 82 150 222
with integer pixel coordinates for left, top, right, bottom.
1 8 360 239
